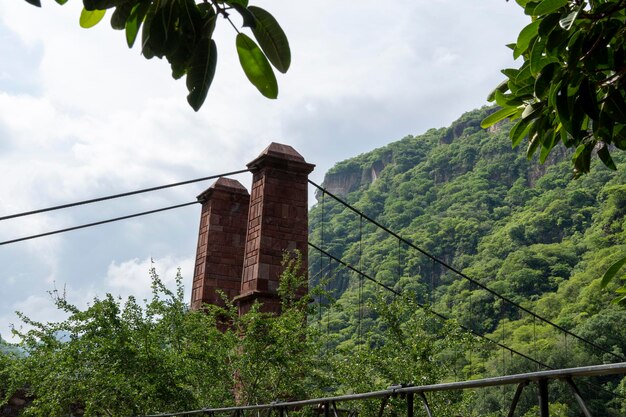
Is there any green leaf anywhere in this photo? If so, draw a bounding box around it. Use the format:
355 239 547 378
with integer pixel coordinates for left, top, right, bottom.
231 3 256 28
83 0 119 11
236 33 278 99
572 143 592 173
494 90 522 107
539 129 556 163
197 3 217 39
24 0 42 7
55 0 69 4
141 4 157 59
555 85 573 133
510 117 532 147
604 89 626 124
527 132 541 158
614 295 626 306
521 102 541 120
538 12 560 37
532 0 567 16
186 38 218 111
514 61 533 86
148 3 181 59
601 256 626 288
111 3 133 30
534 62 558 99
613 125 626 150
248 6 290 73
529 37 545 77
545 27 568 53
80 8 106 28
487 79 509 102
501 68 519 79
559 6 581 30
126 1 151 48
514 20 541 58
597 143 617 170
480 106 519 129
579 79 599 120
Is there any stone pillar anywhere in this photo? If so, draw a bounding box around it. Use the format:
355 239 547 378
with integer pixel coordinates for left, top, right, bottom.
190 177 250 311
234 143 315 315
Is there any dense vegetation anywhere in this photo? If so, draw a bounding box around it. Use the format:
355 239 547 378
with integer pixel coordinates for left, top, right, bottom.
0 255 471 417
308 106 626 415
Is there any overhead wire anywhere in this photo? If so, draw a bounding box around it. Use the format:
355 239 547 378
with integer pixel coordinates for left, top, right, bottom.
1 174 618 364
0 202 198 246
0 168 250 221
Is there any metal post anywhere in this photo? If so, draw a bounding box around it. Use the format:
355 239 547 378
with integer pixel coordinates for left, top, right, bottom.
538 379 549 417
419 393 433 417
377 396 389 417
507 382 527 417
406 393 414 417
564 377 593 417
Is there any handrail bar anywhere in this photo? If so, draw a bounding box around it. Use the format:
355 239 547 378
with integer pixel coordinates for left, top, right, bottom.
138 362 626 417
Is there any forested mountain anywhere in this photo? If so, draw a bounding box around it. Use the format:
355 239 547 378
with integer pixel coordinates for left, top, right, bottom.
308 106 626 415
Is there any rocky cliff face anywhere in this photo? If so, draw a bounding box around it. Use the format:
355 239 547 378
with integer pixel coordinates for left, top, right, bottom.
319 152 392 199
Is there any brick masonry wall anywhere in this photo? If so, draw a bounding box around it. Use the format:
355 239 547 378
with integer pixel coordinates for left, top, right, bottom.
189 143 314 316
190 178 250 311
236 143 314 315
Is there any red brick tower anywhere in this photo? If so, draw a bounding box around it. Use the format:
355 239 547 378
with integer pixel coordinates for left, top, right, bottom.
234 143 315 315
190 177 250 311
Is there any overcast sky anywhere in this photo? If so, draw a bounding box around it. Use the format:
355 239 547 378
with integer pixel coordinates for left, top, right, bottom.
0 0 528 341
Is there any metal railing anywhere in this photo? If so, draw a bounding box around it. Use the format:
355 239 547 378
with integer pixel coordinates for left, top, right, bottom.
138 362 626 417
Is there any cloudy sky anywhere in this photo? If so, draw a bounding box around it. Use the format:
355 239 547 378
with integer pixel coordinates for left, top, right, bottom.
0 0 528 341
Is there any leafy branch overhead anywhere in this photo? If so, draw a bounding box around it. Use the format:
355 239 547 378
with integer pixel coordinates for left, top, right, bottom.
482 0 626 175
25 0 291 111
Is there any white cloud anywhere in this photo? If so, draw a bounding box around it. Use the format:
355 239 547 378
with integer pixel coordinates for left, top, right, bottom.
105 255 194 301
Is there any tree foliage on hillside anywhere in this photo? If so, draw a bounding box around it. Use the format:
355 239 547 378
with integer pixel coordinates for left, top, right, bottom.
483 0 626 174
309 107 626 415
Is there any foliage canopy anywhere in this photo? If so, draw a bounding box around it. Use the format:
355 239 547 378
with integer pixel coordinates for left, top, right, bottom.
482 0 626 175
23 0 291 111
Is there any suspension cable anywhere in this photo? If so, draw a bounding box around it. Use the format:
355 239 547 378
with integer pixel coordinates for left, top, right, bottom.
0 202 198 246
0 169 250 221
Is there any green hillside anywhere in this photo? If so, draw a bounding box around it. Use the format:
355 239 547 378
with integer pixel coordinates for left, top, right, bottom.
308 106 626 416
